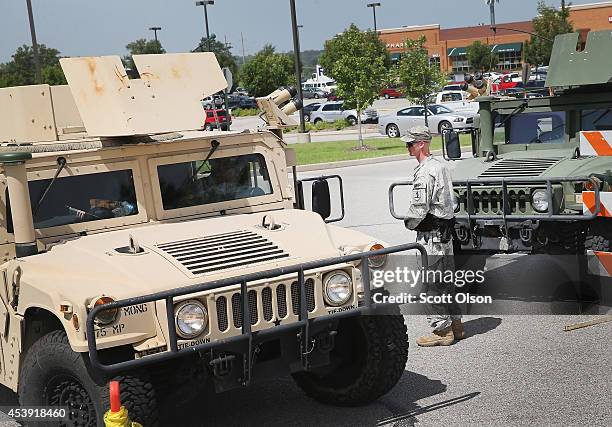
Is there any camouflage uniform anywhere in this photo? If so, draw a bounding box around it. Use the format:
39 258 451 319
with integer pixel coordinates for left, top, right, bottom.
404 136 462 332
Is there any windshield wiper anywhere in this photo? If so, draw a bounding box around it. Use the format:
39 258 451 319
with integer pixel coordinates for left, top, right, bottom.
496 100 528 130
192 140 220 179
33 156 66 218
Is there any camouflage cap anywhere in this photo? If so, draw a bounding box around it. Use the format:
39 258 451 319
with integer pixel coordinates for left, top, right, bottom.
401 126 432 144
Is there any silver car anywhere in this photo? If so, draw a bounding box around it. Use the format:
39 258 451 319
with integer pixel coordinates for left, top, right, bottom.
378 104 477 138
311 101 378 125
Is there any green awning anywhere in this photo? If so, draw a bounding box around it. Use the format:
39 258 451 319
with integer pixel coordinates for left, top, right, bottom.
447 47 467 57
391 53 402 61
491 42 523 53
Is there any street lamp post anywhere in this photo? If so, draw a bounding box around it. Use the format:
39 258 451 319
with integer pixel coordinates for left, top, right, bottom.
290 0 308 138
366 2 381 32
149 26 162 43
25 0 41 84
196 0 214 52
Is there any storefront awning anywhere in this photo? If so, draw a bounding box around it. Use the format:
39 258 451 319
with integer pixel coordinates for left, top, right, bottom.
491 42 523 53
447 47 467 57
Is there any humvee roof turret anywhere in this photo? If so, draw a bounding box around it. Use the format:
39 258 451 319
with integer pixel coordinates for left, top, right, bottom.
0 52 419 425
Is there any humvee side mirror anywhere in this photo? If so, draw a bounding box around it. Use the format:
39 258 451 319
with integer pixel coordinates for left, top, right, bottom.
312 179 331 220
444 131 462 159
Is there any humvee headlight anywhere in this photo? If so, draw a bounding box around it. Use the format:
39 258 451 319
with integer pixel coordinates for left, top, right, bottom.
367 243 387 268
323 271 352 306
531 190 549 213
175 300 208 339
93 296 119 326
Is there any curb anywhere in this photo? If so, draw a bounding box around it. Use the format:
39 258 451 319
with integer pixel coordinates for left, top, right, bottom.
296 148 471 172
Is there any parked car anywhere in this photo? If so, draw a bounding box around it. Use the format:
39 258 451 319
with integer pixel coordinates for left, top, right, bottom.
427 90 479 114
232 86 249 96
500 87 527 98
228 94 257 109
303 102 321 122
380 87 404 99
202 93 224 109
302 87 329 99
310 101 378 125
378 104 477 138
443 83 464 91
203 108 231 131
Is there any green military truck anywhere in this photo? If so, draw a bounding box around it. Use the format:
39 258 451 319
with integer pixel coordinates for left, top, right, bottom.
447 31 612 274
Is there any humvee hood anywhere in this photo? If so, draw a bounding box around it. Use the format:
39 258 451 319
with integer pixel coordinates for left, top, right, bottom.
20 210 340 301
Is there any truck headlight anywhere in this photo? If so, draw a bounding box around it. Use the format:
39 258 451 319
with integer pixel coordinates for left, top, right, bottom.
531 190 549 213
175 300 208 339
323 271 353 306
367 243 387 268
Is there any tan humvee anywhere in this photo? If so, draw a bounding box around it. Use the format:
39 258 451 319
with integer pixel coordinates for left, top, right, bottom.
0 53 417 425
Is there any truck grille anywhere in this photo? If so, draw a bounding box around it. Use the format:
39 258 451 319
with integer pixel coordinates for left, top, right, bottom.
459 189 528 214
215 280 316 330
479 157 562 178
156 230 290 275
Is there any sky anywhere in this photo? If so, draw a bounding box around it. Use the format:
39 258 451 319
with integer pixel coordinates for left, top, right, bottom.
0 0 596 62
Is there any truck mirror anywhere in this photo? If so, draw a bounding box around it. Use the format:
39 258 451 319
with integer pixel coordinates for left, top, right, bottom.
444 131 462 159
312 179 331 220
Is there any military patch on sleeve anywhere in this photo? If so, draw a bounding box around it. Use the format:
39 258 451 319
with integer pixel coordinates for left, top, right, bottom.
412 181 426 205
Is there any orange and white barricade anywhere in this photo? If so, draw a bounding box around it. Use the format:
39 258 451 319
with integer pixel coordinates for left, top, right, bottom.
579 131 612 157
582 191 612 217
586 251 612 278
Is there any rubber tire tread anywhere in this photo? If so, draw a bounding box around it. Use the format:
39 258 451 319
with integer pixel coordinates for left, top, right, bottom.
585 220 611 252
18 330 159 427
293 315 408 406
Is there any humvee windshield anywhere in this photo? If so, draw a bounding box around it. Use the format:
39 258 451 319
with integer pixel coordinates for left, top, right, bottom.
7 169 138 230
496 111 566 144
581 109 612 131
157 153 273 210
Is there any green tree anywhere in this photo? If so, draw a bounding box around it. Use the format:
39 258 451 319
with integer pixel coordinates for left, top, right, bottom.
194 35 239 90
466 40 498 72
318 24 389 148
123 38 165 75
240 45 294 97
394 36 446 127
524 0 573 67
0 44 67 87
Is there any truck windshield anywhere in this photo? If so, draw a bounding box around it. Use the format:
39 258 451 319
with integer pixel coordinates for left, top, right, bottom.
7 169 139 230
505 111 566 144
581 109 612 131
157 153 273 210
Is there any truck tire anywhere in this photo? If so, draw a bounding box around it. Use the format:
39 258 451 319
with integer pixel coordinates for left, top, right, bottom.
585 219 611 252
18 330 159 427
292 315 408 406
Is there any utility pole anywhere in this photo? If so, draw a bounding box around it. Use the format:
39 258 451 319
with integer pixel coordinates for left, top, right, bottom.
149 27 161 43
367 2 381 32
240 32 246 65
196 1 214 51
486 0 499 27
290 0 308 140
25 0 41 84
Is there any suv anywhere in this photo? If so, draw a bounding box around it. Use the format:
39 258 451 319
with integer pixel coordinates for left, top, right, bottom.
0 54 417 425
202 93 224 109
203 108 231 130
310 102 378 126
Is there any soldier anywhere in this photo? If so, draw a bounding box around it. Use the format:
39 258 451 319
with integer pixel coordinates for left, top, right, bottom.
402 126 464 346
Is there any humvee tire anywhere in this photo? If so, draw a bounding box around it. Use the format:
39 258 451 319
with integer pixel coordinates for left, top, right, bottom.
585 219 611 252
292 315 408 406
18 330 158 426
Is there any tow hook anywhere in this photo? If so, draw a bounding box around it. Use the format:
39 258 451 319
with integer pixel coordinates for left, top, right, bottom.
455 226 470 244
317 330 337 353
519 226 532 244
210 353 236 377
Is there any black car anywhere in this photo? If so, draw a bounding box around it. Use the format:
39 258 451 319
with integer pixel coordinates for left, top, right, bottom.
228 94 258 110
303 103 321 122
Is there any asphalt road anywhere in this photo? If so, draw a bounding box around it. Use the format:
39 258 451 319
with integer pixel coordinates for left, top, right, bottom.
1 159 610 426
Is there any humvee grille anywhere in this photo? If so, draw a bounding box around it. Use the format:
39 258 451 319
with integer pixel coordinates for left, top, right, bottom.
231 293 243 328
478 157 562 178
262 287 273 321
248 290 258 325
277 284 287 319
156 230 290 275
291 280 316 315
216 297 228 332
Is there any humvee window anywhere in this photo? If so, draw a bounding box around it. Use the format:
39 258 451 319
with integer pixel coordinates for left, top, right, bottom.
505 111 566 144
157 153 273 210
581 109 612 131
8 170 138 230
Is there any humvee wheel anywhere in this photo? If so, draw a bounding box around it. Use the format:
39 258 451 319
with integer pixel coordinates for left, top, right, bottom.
18 330 159 426
292 315 408 406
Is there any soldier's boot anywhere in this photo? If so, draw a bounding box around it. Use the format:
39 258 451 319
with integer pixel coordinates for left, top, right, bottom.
416 327 455 347
451 319 465 340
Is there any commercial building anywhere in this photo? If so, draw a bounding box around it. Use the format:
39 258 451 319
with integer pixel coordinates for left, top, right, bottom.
378 1 612 74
